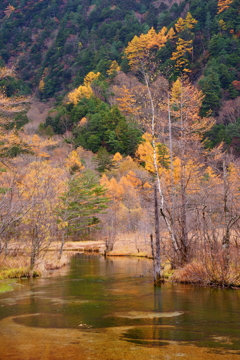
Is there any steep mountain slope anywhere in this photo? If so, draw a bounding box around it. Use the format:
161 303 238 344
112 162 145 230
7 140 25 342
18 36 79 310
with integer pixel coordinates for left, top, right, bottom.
0 0 240 151
0 0 184 99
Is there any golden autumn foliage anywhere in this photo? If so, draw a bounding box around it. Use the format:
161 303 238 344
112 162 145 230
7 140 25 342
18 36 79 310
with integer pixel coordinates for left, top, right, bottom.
38 68 48 92
18 161 65 201
4 4 15 18
38 78 45 92
0 90 28 114
125 27 174 69
170 77 215 140
100 170 142 211
112 152 123 162
175 17 185 33
0 129 31 159
175 13 198 33
169 13 198 72
100 175 124 201
125 170 142 188
167 27 176 40
170 38 193 72
83 71 101 86
217 0 233 13
23 134 58 158
136 133 156 173
65 149 85 174
107 60 121 75
135 132 202 194
116 85 139 116
68 85 93 105
0 131 57 161
68 71 100 105
219 19 228 30
17 161 66 258
227 162 240 204
78 117 87 126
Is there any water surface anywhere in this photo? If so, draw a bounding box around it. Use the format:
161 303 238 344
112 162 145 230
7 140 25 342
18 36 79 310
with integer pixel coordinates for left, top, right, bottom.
0 254 239 360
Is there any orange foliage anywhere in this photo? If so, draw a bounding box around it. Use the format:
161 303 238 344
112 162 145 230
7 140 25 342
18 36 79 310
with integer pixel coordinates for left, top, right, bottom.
170 38 193 72
65 150 85 174
112 152 123 162
217 0 233 13
24 134 58 158
4 4 15 18
125 26 174 70
68 71 100 105
116 85 139 116
107 61 121 75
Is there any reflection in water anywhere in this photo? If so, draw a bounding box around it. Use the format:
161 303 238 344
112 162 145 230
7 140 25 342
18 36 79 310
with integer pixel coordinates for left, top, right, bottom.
0 254 240 360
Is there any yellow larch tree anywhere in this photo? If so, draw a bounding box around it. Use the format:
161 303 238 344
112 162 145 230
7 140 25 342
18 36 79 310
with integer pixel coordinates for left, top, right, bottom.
217 0 233 13
0 130 32 159
68 71 100 105
124 32 152 70
170 77 215 142
124 26 172 71
38 68 48 93
167 77 215 263
17 161 66 270
100 175 124 202
135 133 156 173
167 27 176 40
116 85 140 116
4 4 15 18
170 38 193 72
175 12 198 33
171 13 198 72
184 12 198 30
219 19 228 30
83 71 101 87
65 149 85 174
125 170 142 188
107 61 121 76
112 152 123 163
23 134 58 158
175 17 185 33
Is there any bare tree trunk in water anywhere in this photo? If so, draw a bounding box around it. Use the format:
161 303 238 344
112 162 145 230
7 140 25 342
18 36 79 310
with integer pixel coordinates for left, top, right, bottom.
154 183 164 284
150 234 156 283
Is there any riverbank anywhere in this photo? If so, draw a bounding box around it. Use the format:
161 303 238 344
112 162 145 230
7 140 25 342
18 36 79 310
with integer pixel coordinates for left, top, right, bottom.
1 238 240 289
0 241 106 283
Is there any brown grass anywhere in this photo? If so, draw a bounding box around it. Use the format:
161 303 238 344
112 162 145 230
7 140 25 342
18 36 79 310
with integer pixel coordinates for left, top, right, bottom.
172 262 209 285
0 251 72 279
172 258 240 288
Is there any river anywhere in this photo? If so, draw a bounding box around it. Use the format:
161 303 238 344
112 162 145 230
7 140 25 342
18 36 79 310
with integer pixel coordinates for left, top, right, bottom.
0 254 239 360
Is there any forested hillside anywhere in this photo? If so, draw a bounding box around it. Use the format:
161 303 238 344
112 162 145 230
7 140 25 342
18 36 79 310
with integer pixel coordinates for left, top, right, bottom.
0 0 240 285
0 0 240 147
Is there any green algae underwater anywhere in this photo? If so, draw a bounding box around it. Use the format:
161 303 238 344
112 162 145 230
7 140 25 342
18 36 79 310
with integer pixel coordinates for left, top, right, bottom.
0 254 240 360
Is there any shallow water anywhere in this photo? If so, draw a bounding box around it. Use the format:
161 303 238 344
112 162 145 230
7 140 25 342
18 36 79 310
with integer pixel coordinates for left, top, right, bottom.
0 254 240 360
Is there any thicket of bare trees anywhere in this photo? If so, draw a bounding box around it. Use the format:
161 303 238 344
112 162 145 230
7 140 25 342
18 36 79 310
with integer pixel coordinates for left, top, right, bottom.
123 32 240 285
